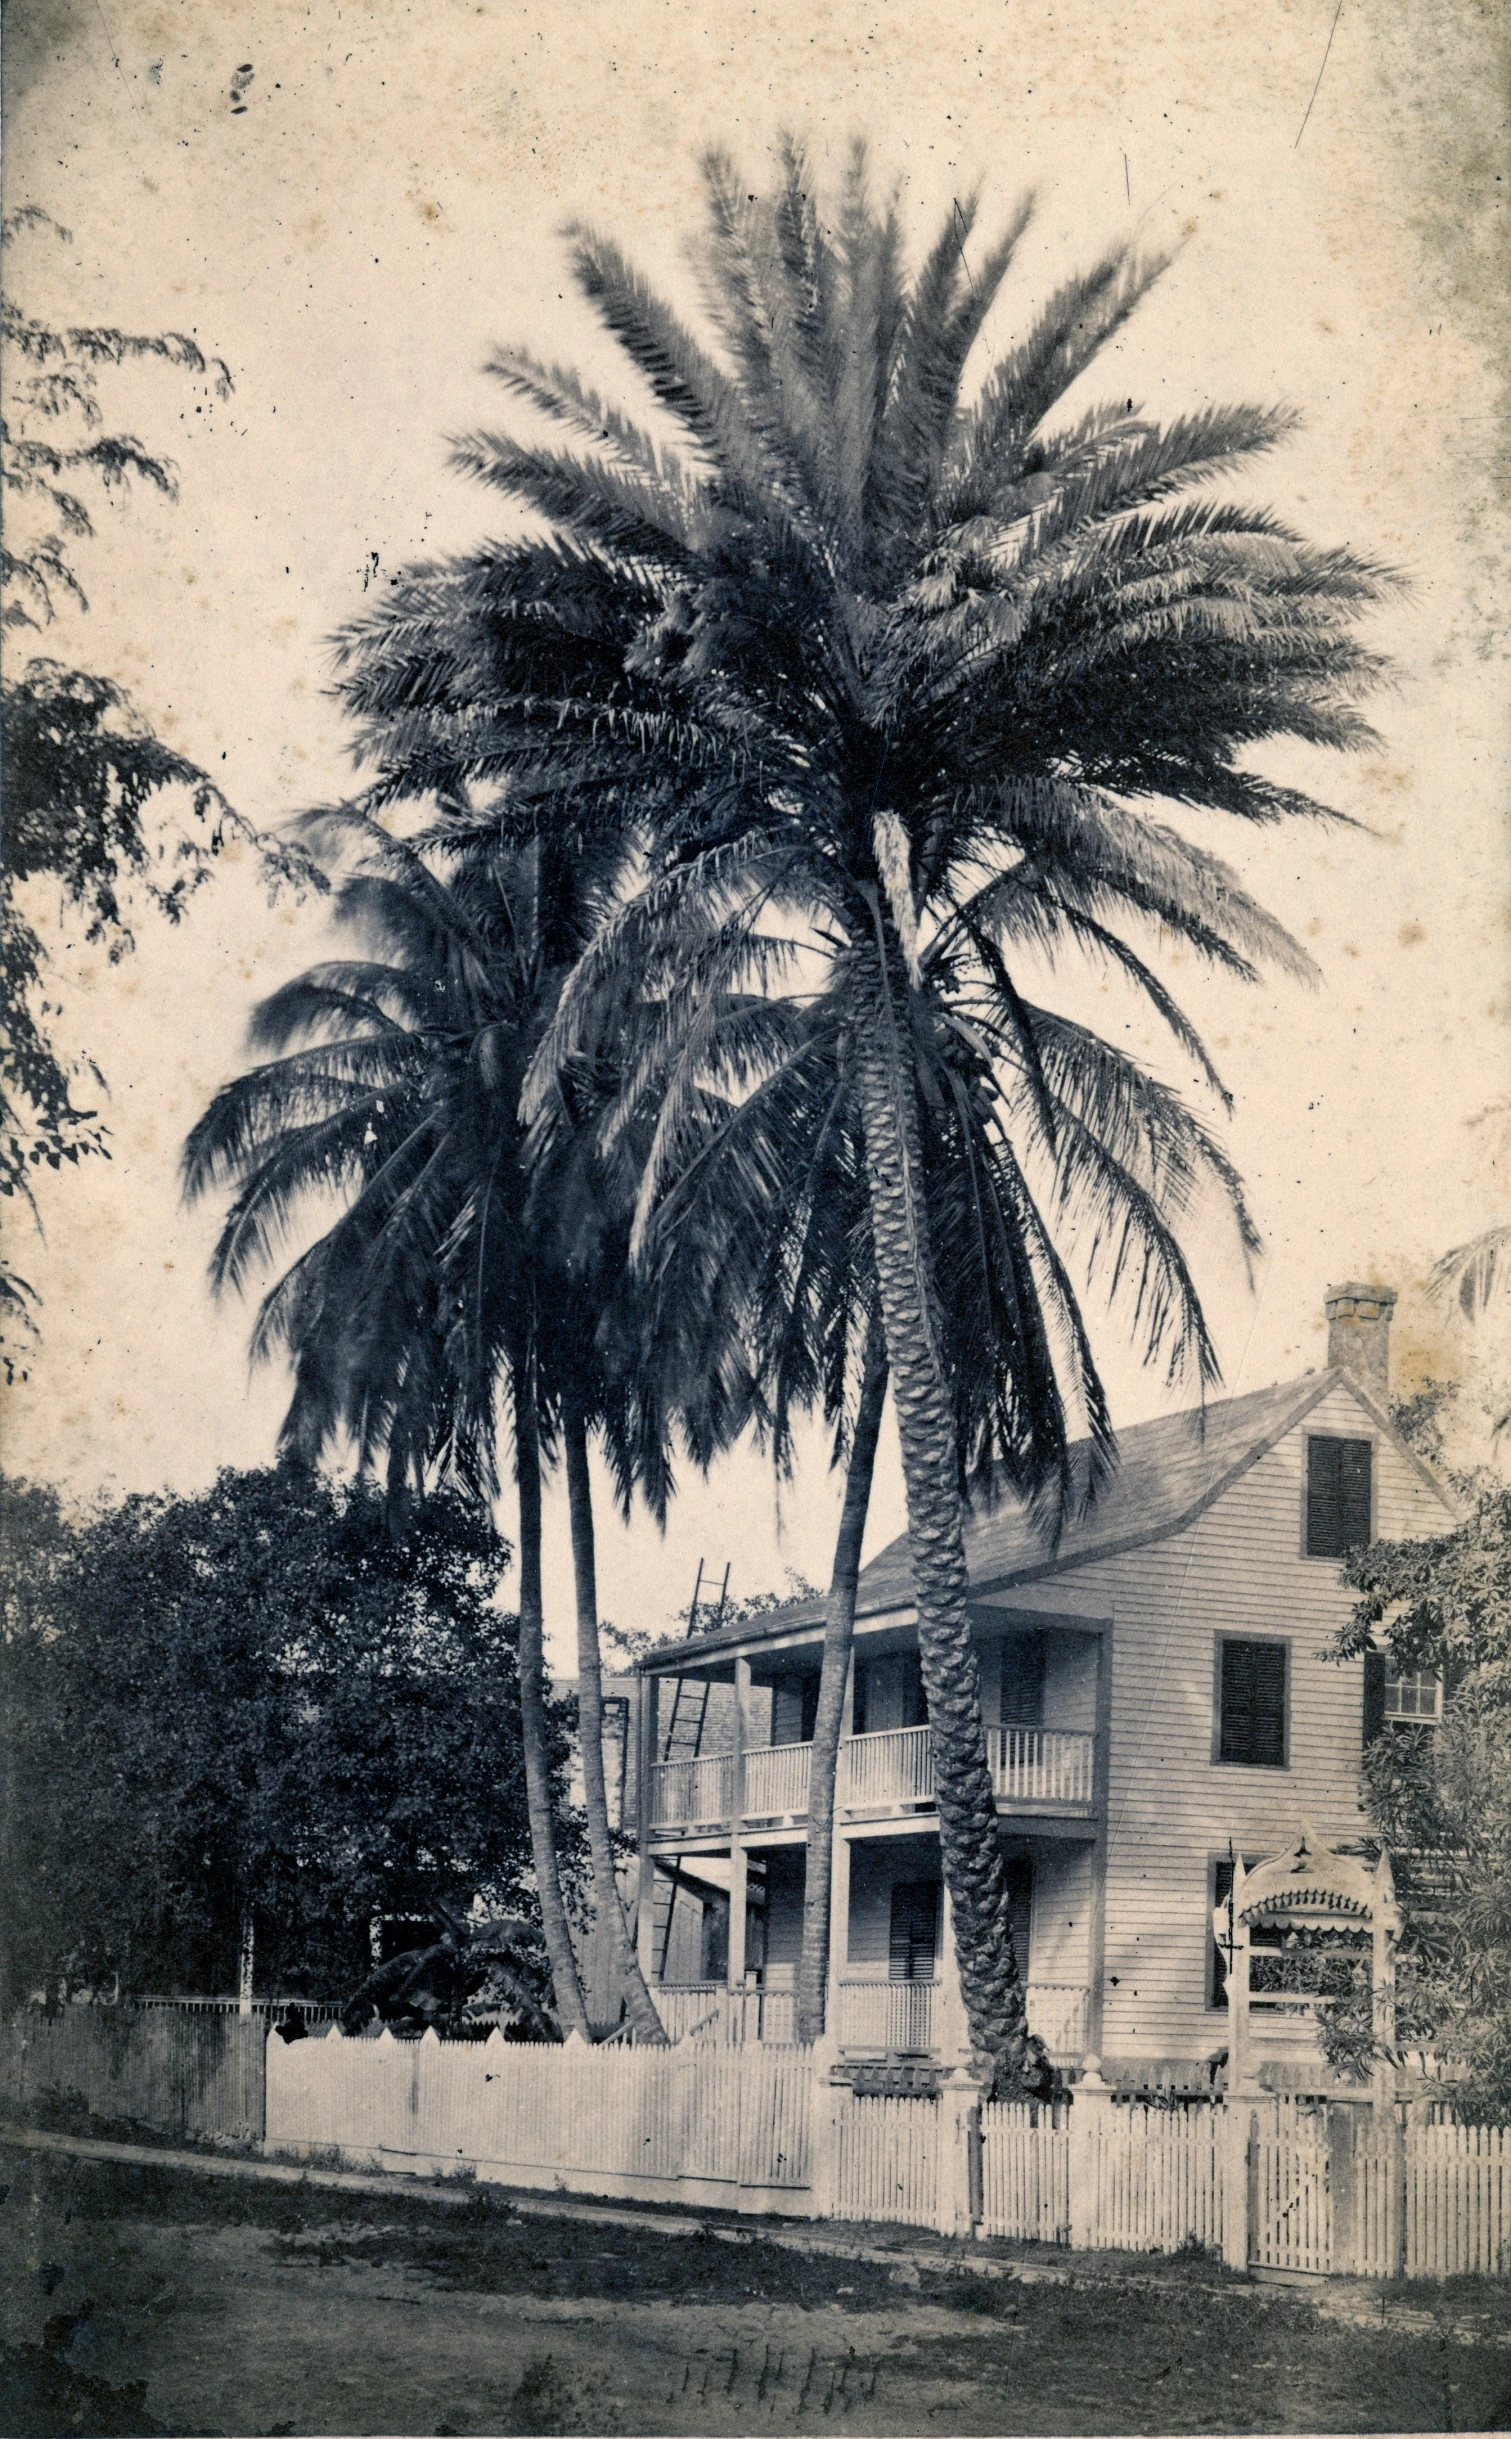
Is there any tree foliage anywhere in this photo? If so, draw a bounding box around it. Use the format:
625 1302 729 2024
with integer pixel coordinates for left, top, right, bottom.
1324 1396 1511 2116
0 1464 581 2010
0 211 319 1377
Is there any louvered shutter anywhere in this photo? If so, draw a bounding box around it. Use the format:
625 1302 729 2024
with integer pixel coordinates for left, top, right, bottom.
888 1880 939 1981
1218 1638 1288 1766
1306 1437 1373 1556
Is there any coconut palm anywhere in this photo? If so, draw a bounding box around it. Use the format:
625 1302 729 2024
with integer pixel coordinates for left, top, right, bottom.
331 145 1393 2084
1430 1105 1510 1322
183 805 684 2042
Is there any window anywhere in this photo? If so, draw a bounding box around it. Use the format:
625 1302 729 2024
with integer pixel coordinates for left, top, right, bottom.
1305 1436 1373 1557
888 1880 939 1981
1383 1667 1442 1722
1217 1637 1288 1767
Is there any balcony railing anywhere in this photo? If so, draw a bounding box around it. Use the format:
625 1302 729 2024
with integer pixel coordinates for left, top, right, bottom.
836 1976 937 2051
987 1724 1096 1808
648 1721 1095 1831
649 1750 735 1831
842 1724 935 1809
1025 1981 1091 2063
652 1977 1090 2059
742 1739 811 1820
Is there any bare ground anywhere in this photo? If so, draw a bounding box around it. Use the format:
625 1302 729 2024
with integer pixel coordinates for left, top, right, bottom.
2 2142 1508 2437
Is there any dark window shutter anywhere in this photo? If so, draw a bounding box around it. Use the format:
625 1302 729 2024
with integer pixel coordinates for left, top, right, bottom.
851 1663 869 1738
1362 1650 1387 1743
900 1653 928 1728
1307 1437 1373 1556
800 1674 820 1742
1219 1639 1288 1766
888 1880 939 1981
999 1634 1046 1726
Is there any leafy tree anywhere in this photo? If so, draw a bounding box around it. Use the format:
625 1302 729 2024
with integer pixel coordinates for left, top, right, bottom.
1326 1395 1511 2115
335 145 1389 2086
0 210 317 1377
0 1464 581 2015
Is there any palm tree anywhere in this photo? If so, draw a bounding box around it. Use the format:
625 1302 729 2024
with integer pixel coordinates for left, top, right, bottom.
183 805 678 2042
331 146 1393 2085
1430 1104 1509 1321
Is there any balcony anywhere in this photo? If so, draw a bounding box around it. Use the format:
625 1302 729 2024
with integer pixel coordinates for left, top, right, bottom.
648 1721 1096 1836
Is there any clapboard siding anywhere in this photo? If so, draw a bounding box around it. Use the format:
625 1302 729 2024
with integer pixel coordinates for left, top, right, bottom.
999 1379 1450 2065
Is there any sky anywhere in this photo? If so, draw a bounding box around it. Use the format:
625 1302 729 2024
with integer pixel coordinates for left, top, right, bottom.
3 0 1508 1665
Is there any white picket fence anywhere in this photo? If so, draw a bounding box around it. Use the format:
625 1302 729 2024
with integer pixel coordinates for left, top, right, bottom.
834 2093 939 2229
980 2100 1070 2242
257 2028 1511 2272
267 2026 814 2210
1080 2102 1226 2256
1407 2120 1511 2276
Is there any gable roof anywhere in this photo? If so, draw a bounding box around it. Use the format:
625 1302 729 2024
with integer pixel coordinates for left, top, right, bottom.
643 1367 1455 1667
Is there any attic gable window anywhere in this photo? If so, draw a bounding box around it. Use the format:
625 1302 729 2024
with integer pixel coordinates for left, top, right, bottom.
1217 1636 1288 1768
1305 1435 1373 1557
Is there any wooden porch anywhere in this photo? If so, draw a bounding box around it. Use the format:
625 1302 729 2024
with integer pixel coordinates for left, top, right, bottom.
648 1720 1097 1839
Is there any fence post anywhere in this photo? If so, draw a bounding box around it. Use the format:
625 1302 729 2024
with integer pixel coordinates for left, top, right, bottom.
1385 2094 1407 2279
1220 2095 1253 2272
1067 2054 1111 2251
936 2063 987 2238
807 2042 843 2222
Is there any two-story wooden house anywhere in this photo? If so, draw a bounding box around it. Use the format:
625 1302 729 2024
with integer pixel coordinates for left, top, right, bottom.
631 1285 1453 2086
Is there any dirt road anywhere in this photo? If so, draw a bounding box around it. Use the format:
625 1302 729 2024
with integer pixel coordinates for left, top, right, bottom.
2 2140 1507 2435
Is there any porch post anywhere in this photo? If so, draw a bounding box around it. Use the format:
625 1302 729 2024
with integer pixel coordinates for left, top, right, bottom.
728 1658 751 2021
828 1825 853 2048
636 1673 659 1990
935 1874 971 2067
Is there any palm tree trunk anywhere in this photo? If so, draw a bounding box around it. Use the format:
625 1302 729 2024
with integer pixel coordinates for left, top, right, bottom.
794 1323 889 2045
563 1395 670 2044
514 1378 591 2039
852 991 1034 2096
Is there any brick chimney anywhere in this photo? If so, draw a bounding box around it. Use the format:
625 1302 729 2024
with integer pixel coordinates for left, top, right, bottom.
1324 1282 1396 1404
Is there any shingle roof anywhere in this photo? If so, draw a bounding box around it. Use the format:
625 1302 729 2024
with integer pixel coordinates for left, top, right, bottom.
642 1365 1448 1668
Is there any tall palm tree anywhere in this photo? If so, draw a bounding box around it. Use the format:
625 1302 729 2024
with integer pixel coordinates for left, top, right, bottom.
332 146 1393 2085
183 806 678 2042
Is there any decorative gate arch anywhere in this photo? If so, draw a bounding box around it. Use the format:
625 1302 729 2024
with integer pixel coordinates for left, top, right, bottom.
1215 1829 1404 2274
1217 1826 1401 2100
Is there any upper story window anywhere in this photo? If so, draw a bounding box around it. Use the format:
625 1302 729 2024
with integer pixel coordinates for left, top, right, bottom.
1382 1666 1442 1723
1216 1635 1288 1768
1305 1435 1373 1557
